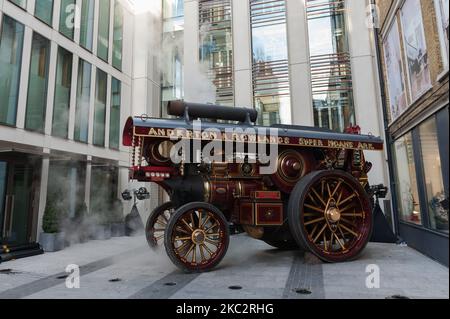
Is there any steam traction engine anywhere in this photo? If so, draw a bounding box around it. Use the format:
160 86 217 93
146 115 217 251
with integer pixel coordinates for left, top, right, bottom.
123 101 384 273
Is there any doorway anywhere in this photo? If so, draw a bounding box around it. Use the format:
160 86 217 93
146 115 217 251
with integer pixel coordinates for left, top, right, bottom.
0 156 39 246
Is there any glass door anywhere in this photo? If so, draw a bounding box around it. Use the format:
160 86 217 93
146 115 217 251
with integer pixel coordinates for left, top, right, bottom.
2 163 34 245
0 161 7 240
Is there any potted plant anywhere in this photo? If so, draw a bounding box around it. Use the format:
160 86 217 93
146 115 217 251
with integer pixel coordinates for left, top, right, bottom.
110 199 126 237
39 197 65 252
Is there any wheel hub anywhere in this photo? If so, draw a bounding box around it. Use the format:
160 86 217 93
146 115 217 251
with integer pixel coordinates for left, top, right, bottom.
191 229 206 245
325 201 341 224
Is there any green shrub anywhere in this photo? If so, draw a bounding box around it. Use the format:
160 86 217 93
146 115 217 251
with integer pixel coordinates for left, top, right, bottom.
42 198 59 234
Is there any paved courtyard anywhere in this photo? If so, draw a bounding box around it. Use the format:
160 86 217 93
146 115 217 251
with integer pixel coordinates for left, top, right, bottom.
0 235 448 299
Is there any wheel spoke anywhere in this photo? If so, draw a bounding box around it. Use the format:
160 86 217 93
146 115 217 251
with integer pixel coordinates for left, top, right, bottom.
339 203 357 213
175 236 191 241
304 217 325 226
156 220 167 227
339 223 358 237
338 193 357 207
323 232 328 251
201 243 213 256
206 233 220 238
310 223 319 238
199 244 206 262
205 238 219 246
181 218 194 232
176 226 191 235
313 224 327 243
176 240 191 253
205 222 219 233
183 244 195 258
341 212 363 218
308 193 320 207
198 210 203 228
327 183 332 198
331 181 343 198
201 215 211 229
192 245 197 264
340 217 357 227
333 233 346 250
304 204 325 214
312 188 327 207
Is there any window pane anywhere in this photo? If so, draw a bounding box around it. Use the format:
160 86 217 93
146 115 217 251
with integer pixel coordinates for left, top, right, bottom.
383 19 408 121
434 0 449 70
109 77 120 149
90 166 118 221
0 16 24 126
400 0 431 101
25 32 50 133
419 117 448 233
74 59 91 143
394 133 422 225
9 0 27 9
199 0 233 106
94 69 107 146
161 0 185 116
251 0 291 126
97 0 110 61
59 0 76 39
35 0 53 25
306 0 355 132
112 0 123 70
47 161 86 220
80 0 95 51
52 46 72 138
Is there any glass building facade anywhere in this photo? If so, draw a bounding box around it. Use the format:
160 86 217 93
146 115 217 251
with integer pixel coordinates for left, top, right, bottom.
25 32 50 133
199 0 234 106
0 0 125 250
250 0 291 126
0 15 24 126
306 0 355 133
161 0 185 115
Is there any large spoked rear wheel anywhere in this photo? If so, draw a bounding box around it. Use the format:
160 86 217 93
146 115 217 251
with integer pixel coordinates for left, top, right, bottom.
164 202 230 273
288 170 373 263
146 202 175 249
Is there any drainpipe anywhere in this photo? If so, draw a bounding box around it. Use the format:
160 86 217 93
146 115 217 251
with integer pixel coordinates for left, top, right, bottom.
371 0 400 237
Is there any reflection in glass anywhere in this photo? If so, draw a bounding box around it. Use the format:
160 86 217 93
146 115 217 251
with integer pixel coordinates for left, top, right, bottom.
25 32 50 133
97 0 110 61
419 117 448 233
394 133 422 225
35 0 54 25
199 0 234 106
0 16 24 126
251 0 291 126
112 0 123 70
52 47 72 138
109 77 121 149
75 59 91 143
0 162 7 238
59 0 76 39
161 0 185 116
94 69 107 146
306 0 355 132
400 0 431 101
9 0 26 9
80 0 95 51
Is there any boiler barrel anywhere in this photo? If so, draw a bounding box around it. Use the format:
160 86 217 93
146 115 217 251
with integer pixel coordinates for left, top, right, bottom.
168 100 258 123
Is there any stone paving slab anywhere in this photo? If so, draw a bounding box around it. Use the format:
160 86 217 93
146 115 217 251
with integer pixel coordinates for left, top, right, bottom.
0 234 448 299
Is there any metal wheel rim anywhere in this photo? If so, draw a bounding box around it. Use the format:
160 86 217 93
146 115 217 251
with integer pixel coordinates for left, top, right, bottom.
169 208 227 270
300 174 371 259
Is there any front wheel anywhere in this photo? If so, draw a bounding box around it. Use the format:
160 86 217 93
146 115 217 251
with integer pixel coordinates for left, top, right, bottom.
164 202 230 273
145 202 175 249
288 170 373 263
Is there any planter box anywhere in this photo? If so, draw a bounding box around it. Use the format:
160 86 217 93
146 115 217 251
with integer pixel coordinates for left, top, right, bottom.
39 232 65 252
92 225 112 240
111 223 126 237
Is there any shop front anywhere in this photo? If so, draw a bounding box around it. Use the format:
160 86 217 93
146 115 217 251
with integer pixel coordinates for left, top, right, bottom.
392 106 449 265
